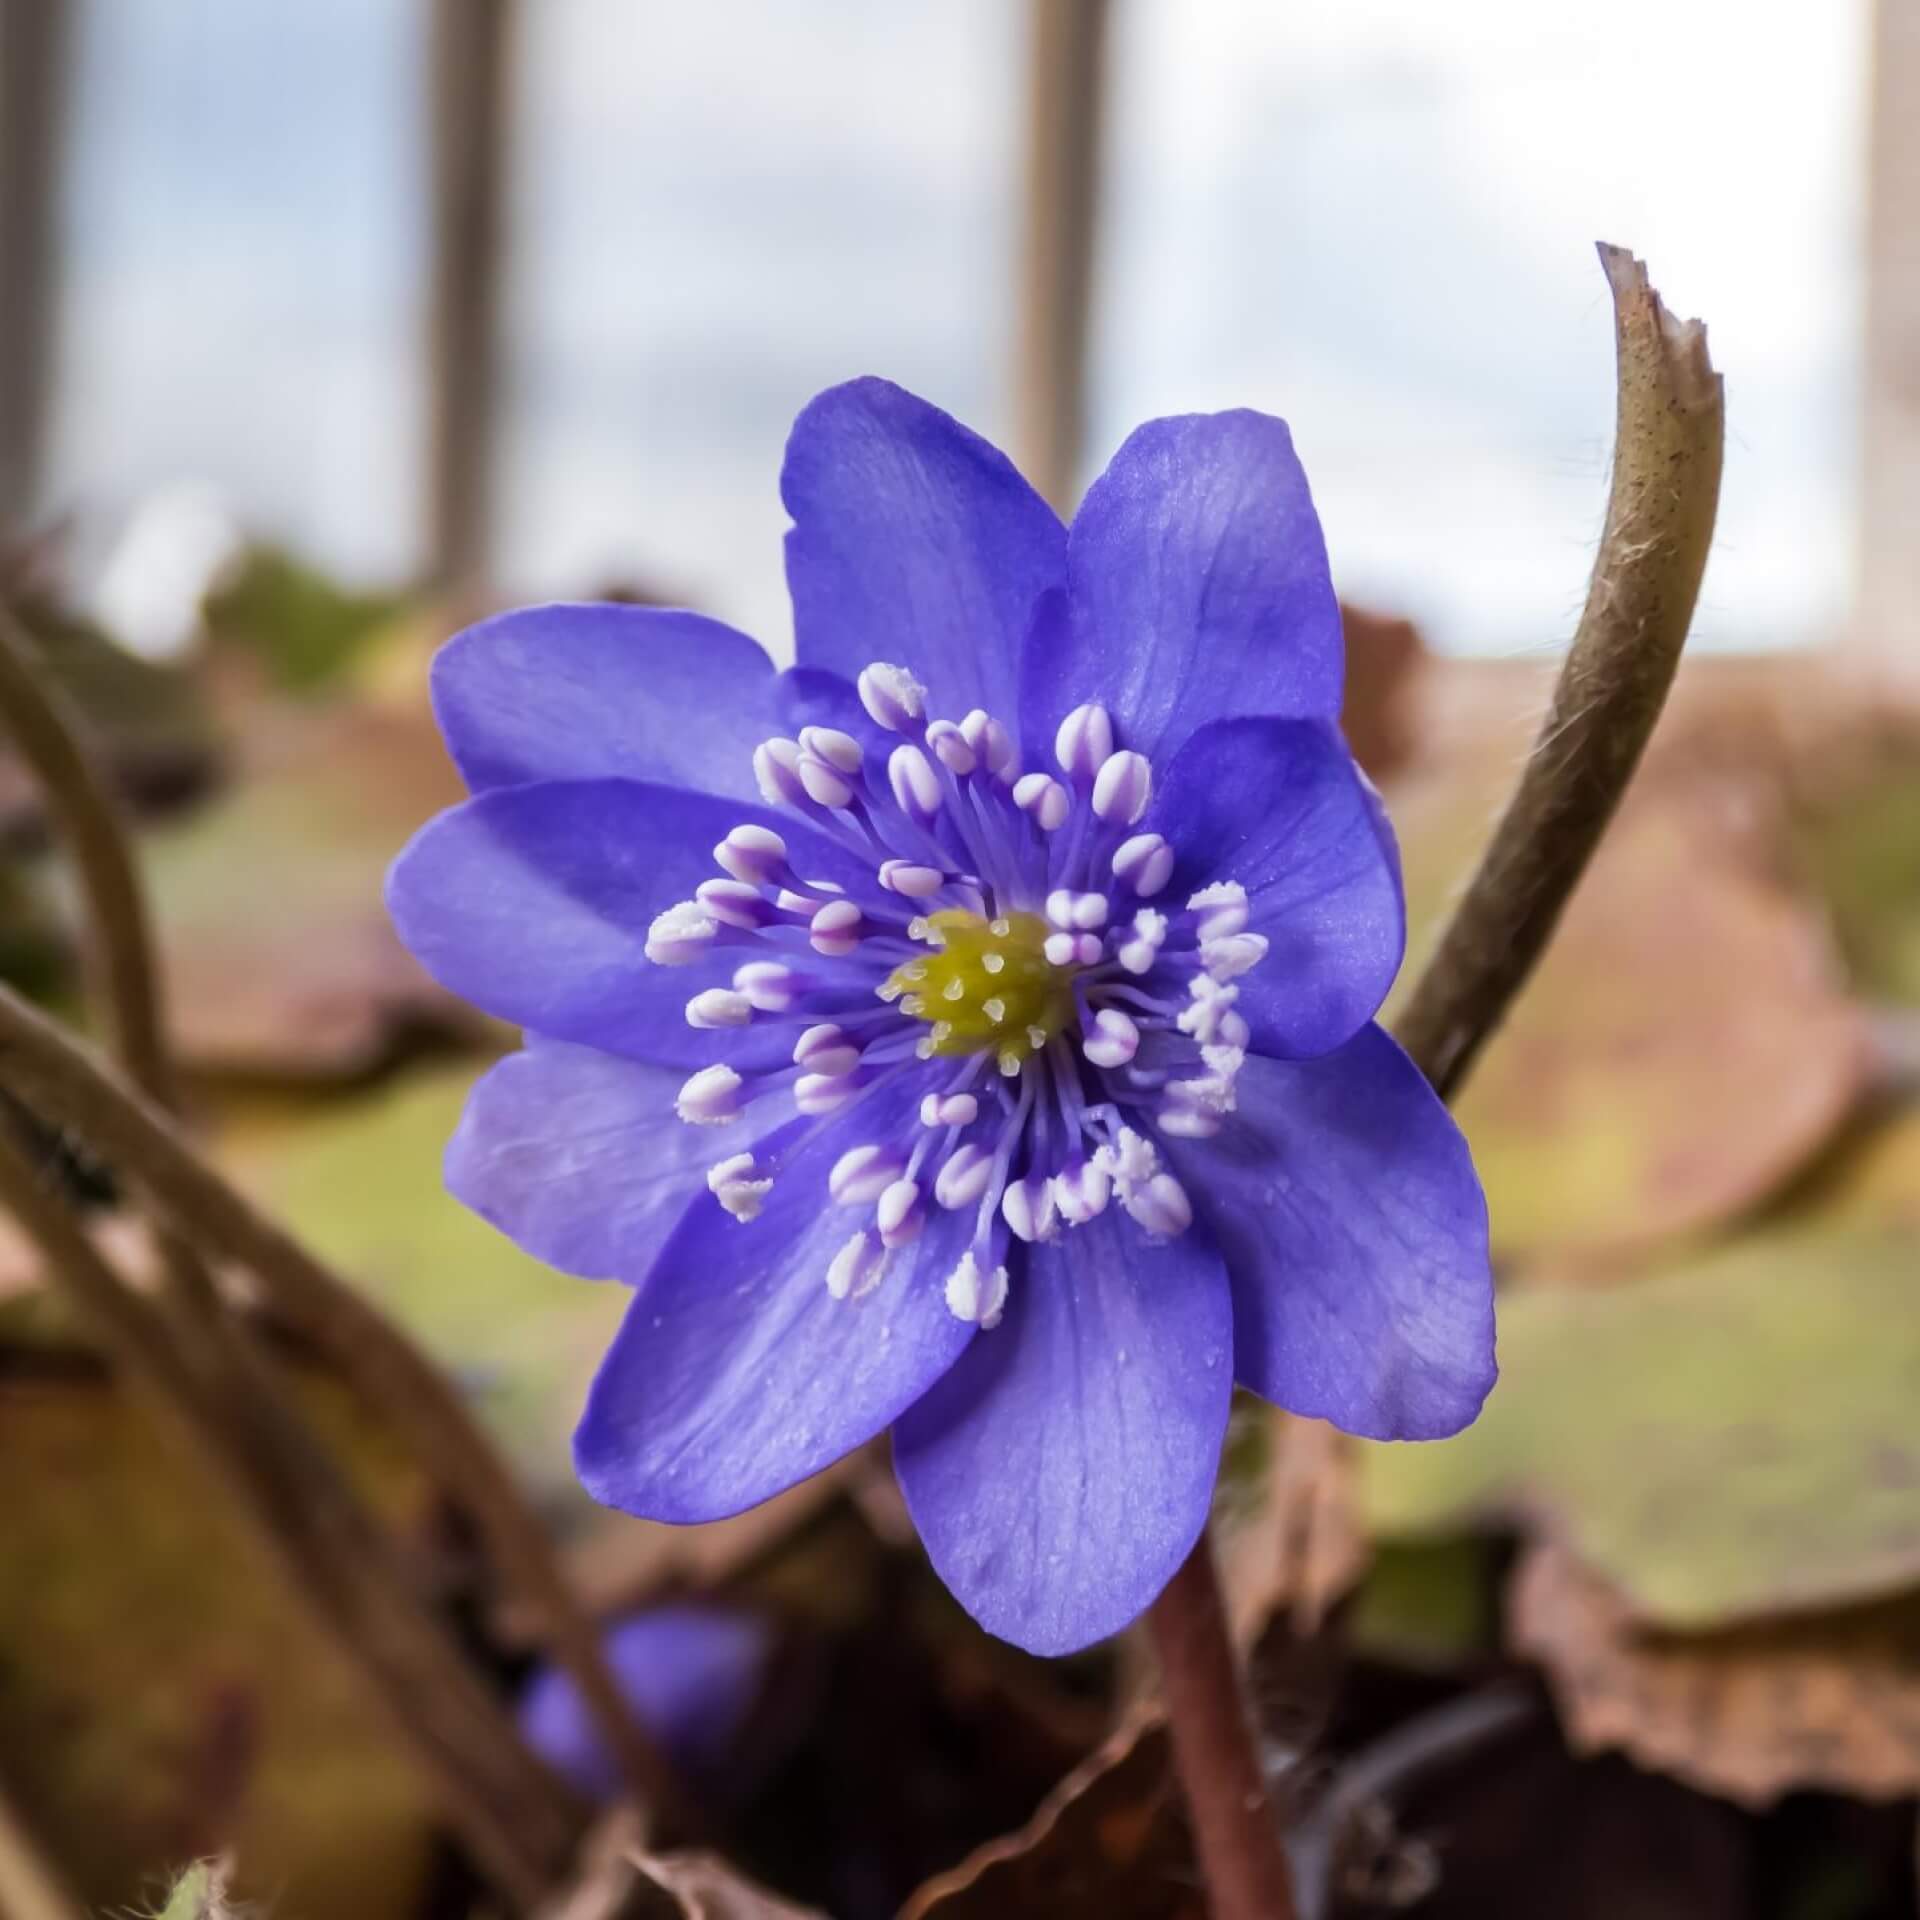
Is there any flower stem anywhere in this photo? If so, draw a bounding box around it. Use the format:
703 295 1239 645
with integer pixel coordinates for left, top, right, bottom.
1146 1530 1298 1920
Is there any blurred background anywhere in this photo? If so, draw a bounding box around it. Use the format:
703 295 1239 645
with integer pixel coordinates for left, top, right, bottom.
4 5 1920 1918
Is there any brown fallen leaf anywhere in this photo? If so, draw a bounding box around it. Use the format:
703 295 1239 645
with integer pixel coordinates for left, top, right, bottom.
899 1713 1197 1920
1512 1543 1920 1808
144 697 486 1080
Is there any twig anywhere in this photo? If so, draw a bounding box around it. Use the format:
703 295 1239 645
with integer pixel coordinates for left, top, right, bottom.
1146 1536 1298 1920
0 1123 580 1903
0 978 695 1833
1394 243 1725 1099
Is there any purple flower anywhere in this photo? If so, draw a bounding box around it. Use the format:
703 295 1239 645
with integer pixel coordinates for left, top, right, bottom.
519 1604 773 1802
388 380 1495 1657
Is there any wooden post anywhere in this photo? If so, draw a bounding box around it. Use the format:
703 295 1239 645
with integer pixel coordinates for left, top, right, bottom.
1859 0 1920 663
1014 0 1110 516
425 0 512 596
0 0 74 532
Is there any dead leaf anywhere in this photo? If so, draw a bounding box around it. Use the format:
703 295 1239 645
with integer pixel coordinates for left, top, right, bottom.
1337 602 1426 780
143 698 485 1079
1363 1226 1920 1628
1513 1544 1920 1807
899 1714 1198 1920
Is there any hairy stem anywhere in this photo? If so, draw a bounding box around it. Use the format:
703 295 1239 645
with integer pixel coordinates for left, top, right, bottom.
1394 243 1725 1098
1147 1536 1298 1920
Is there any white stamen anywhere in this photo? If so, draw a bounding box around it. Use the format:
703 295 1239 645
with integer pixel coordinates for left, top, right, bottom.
645 900 717 965
934 1142 995 1209
794 1023 861 1077
796 751 856 810
878 858 945 898
1117 907 1168 975
1188 880 1249 940
809 899 864 956
921 1091 979 1128
1201 931 1270 981
1158 1106 1223 1139
799 725 862 774
826 1230 888 1300
1045 888 1109 931
1054 702 1115 781
752 736 809 808
959 709 1018 778
676 1064 744 1126
925 719 976 775
707 1152 772 1222
1112 833 1175 898
795 1071 861 1114
713 823 787 886
1179 974 1242 1044
829 1143 901 1206
1001 1173 1058 1244
1093 1126 1160 1198
1054 1158 1112 1226
1012 772 1070 831
876 1177 925 1248
1125 1171 1193 1238
732 960 799 1011
1043 932 1077 967
1091 750 1152 825
888 743 943 821
857 661 927 732
686 987 753 1029
944 1250 1008 1328
1081 1007 1140 1069
697 877 773 930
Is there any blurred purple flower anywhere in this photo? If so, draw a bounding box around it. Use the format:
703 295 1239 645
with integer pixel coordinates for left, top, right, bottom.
520 1604 773 1803
388 380 1495 1656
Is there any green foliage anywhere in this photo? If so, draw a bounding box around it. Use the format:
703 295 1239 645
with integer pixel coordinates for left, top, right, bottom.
202 544 410 693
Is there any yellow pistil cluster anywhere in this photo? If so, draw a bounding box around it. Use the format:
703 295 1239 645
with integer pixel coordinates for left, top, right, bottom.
881 910 1077 1077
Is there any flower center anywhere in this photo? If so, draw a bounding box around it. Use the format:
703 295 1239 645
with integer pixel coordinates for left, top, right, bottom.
882 910 1076 1075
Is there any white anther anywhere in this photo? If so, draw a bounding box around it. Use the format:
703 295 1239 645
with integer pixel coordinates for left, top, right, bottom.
732 960 799 1011
921 1091 979 1128
944 1250 1009 1329
1053 1159 1112 1226
796 754 855 809
1112 833 1175 899
795 1070 860 1115
925 719 976 775
697 877 773 930
878 858 946 898
876 1177 925 1248
645 900 717 965
829 1143 901 1206
1167 1071 1238 1118
794 1022 861 1077
1201 931 1270 981
752 736 809 808
1202 1042 1248 1080
799 725 862 774
1093 1126 1160 1199
809 899 864 956
676 1064 744 1126
1091 749 1152 825
713 823 787 886
1188 880 1249 940
1045 889 1110 932
1179 973 1241 1044
1082 1007 1140 1069
686 987 753 1029
1001 1173 1059 1244
826 1230 889 1300
959 709 1018 778
1125 1171 1193 1238
888 743 943 821
707 1152 772 1222
857 661 927 732
1157 1107 1222 1139
1117 907 1168 975
1012 772 1070 831
934 1142 995 1209
1218 1008 1251 1048
1043 932 1078 967
1054 702 1115 781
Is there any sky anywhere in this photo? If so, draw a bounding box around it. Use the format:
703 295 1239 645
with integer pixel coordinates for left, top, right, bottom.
43 0 1867 657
